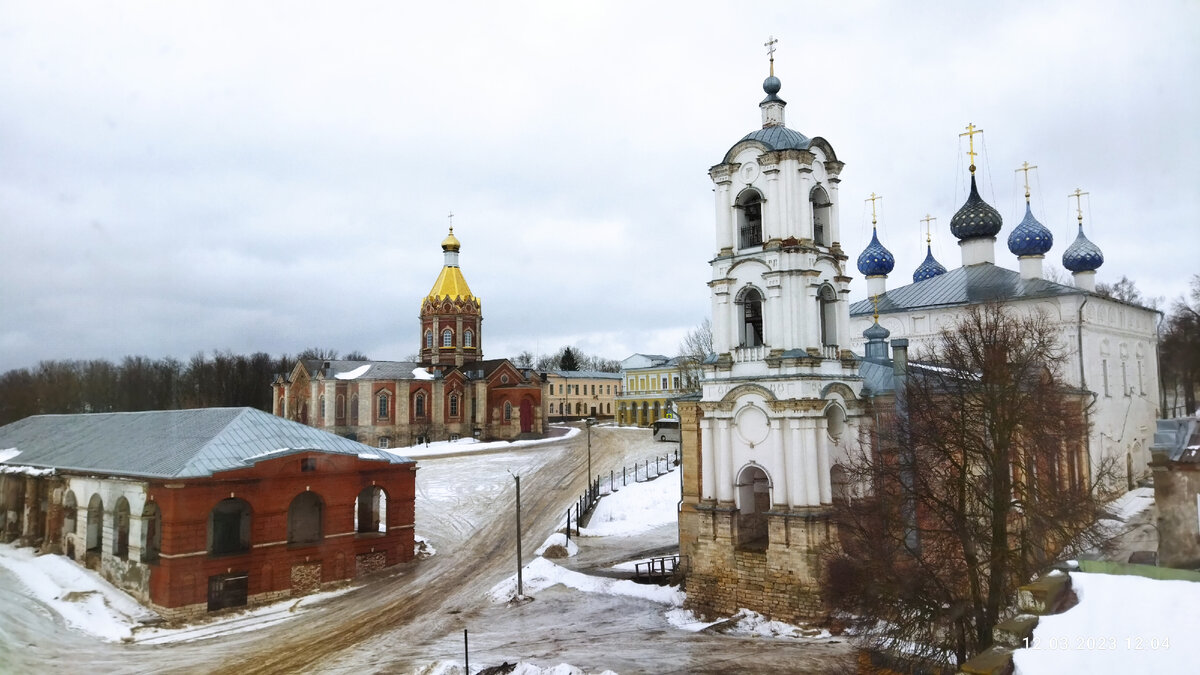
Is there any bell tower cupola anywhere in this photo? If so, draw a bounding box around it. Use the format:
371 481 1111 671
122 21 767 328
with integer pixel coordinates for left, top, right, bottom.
420 216 483 366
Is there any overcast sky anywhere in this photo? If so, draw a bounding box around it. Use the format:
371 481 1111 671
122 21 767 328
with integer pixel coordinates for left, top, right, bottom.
2 1 1197 373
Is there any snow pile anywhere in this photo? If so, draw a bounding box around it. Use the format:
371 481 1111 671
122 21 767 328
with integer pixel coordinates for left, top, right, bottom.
414 534 437 559
0 464 53 476
578 473 680 537
535 533 579 558
398 426 580 459
665 607 830 639
0 545 156 642
412 367 434 380
664 607 721 632
1013 572 1200 673
488 556 683 606
334 364 371 380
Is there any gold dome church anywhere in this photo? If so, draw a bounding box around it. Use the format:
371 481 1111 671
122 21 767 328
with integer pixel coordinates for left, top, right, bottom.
272 228 545 446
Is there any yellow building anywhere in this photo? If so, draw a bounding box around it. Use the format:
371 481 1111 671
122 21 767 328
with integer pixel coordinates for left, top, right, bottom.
616 354 686 426
542 370 623 420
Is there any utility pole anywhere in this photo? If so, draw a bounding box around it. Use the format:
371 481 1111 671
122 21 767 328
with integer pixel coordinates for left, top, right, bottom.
514 473 523 597
586 417 595 487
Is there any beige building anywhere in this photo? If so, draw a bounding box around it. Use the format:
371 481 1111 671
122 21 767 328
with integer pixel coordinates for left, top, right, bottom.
616 354 687 427
542 370 622 421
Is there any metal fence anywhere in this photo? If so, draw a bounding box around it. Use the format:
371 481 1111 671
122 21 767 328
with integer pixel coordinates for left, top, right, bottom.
564 449 680 540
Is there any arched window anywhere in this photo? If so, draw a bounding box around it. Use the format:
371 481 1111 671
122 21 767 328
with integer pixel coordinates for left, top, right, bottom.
825 403 846 441
464 329 473 348
449 393 459 418
415 392 426 418
288 492 324 545
86 494 103 554
811 185 832 246
63 491 77 537
653 401 661 420
114 497 131 560
141 502 161 563
355 486 388 534
336 394 345 419
641 402 649 425
736 189 764 249
425 330 433 348
818 284 837 348
442 328 453 347
738 287 764 347
377 392 390 420
504 401 513 421
209 498 251 556
735 465 771 550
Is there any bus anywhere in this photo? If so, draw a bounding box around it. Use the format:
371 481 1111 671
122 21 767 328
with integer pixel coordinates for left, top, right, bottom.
651 418 680 443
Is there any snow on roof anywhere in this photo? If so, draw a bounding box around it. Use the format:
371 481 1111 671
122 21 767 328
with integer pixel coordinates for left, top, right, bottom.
0 464 53 477
334 364 371 380
0 448 19 463
412 367 434 380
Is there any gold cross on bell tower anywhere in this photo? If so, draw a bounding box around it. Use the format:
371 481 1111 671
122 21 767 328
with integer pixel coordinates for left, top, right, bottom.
765 35 778 76
865 192 882 226
960 123 984 174
1015 161 1038 202
921 214 936 244
1070 188 1089 224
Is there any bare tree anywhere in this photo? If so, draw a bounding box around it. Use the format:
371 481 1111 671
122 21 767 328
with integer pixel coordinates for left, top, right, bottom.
1161 274 1200 416
825 303 1113 670
676 318 713 393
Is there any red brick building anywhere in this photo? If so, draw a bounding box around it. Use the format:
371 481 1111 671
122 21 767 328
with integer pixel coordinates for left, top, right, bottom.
0 407 416 619
273 227 545 446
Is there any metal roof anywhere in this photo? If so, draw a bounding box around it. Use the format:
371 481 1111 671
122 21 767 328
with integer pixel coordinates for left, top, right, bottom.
0 407 412 479
542 370 623 379
850 263 1082 317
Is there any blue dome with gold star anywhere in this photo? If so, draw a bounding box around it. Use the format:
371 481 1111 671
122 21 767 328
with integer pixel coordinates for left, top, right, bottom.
857 228 895 277
1007 203 1054 257
950 175 1003 240
913 244 947 282
1062 224 1104 272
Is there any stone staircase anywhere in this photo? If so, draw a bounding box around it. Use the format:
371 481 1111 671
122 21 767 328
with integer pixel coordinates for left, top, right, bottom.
959 572 1076 675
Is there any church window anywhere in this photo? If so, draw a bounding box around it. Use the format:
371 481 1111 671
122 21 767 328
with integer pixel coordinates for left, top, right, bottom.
287 492 324 545
442 329 453 347
209 498 251 556
449 393 459 417
502 374 510 384
811 185 832 246
465 329 473 347
378 393 390 419
738 287 765 348
425 330 433 348
736 190 764 249
504 401 513 421
319 395 325 421
336 395 345 419
415 392 426 418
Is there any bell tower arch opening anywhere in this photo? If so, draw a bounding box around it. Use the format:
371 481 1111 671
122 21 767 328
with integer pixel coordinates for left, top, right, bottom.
735 464 772 550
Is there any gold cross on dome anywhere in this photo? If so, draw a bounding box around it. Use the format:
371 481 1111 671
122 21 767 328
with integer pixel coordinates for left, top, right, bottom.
865 192 882 226
1070 188 1089 224
448 211 454 233
765 36 778 76
921 214 936 244
960 123 983 174
1016 161 1038 202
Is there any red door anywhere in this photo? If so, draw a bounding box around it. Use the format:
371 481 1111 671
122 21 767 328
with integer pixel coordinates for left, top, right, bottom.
520 399 533 433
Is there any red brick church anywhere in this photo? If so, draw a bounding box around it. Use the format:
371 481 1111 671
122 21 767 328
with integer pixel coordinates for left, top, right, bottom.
272 227 545 446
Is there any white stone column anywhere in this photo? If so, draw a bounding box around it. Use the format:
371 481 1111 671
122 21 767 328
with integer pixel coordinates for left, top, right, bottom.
798 168 814 238
836 286 851 352
815 417 832 504
827 171 842 245
768 419 787 507
701 417 715 501
763 165 781 241
803 421 821 506
788 419 806 508
323 380 336 428
804 285 821 351
717 419 734 503
713 175 734 254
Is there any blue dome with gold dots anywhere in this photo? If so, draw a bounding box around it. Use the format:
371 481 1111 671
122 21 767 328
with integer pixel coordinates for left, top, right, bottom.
913 244 947 282
857 228 895 277
1007 203 1054 257
1062 224 1104 272
950 175 1003 240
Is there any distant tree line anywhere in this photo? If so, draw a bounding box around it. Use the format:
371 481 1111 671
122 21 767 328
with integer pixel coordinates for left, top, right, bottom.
0 348 361 426
512 346 622 373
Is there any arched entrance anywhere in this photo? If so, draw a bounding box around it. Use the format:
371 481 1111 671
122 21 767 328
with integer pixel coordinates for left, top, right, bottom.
735 465 771 550
520 399 533 433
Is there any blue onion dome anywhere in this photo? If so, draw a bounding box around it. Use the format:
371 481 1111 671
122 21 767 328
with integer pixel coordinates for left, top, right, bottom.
1007 203 1054 256
864 320 890 341
913 244 948 282
857 228 895 276
950 175 1003 240
763 75 782 96
1062 224 1104 272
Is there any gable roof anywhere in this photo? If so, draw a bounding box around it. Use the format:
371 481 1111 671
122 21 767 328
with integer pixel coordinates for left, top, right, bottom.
849 263 1082 317
0 407 412 479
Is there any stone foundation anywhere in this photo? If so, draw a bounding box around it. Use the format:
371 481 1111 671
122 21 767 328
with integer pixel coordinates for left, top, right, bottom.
683 503 834 623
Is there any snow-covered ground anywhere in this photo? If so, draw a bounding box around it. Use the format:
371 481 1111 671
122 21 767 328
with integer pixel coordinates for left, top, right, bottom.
397 426 579 460
577 471 680 537
1013 572 1200 673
